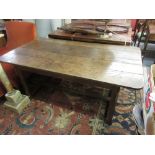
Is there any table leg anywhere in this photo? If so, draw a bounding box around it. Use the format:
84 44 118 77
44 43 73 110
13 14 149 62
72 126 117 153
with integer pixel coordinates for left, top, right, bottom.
105 86 120 125
15 67 30 96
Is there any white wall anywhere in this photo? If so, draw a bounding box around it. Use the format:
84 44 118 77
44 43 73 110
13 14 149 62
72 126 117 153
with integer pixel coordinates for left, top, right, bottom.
35 19 52 38
22 19 63 38
51 19 63 31
22 19 36 23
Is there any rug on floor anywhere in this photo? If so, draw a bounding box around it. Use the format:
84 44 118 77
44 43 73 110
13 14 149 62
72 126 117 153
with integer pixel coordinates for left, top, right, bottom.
0 80 142 135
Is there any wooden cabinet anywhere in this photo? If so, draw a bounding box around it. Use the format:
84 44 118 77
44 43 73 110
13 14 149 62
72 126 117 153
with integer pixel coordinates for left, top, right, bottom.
0 22 6 48
0 34 6 48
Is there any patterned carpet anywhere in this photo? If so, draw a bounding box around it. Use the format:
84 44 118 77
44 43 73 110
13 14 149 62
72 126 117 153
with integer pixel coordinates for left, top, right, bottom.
0 77 142 135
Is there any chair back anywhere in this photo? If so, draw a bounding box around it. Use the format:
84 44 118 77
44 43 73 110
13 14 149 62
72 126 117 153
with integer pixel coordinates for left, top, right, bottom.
0 21 37 96
133 19 148 45
5 21 37 51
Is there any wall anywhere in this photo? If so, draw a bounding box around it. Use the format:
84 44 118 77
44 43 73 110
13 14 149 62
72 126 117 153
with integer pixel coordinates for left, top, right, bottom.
22 19 63 38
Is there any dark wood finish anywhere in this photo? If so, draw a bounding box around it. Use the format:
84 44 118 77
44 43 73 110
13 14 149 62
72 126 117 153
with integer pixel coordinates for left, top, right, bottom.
72 19 131 28
49 29 132 46
0 38 144 124
144 21 155 52
14 66 30 96
0 34 6 48
49 20 132 46
134 20 155 55
105 86 120 124
0 22 7 42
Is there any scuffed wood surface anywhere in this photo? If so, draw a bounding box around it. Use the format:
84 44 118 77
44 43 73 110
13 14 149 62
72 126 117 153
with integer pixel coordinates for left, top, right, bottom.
0 38 144 89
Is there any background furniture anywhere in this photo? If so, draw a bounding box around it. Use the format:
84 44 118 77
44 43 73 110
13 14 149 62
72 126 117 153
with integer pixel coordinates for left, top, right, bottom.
133 19 148 47
49 19 132 45
0 38 144 124
0 34 6 48
0 22 6 48
143 21 155 55
133 20 155 57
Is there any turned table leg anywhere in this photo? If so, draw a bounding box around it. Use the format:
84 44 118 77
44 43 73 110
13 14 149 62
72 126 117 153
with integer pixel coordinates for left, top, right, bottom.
105 86 120 125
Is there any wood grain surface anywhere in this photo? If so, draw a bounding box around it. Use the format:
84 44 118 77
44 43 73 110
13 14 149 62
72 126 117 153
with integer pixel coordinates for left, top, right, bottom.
0 38 144 89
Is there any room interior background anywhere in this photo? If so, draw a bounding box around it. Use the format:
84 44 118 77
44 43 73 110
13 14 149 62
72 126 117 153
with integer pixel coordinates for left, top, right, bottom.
0 19 71 38
23 19 71 38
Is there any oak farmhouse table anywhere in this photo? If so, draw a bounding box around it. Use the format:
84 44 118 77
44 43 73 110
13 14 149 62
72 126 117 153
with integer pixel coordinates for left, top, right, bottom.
0 38 144 125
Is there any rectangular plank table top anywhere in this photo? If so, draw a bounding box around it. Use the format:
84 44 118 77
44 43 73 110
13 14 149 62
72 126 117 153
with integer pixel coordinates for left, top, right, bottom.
0 38 144 89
